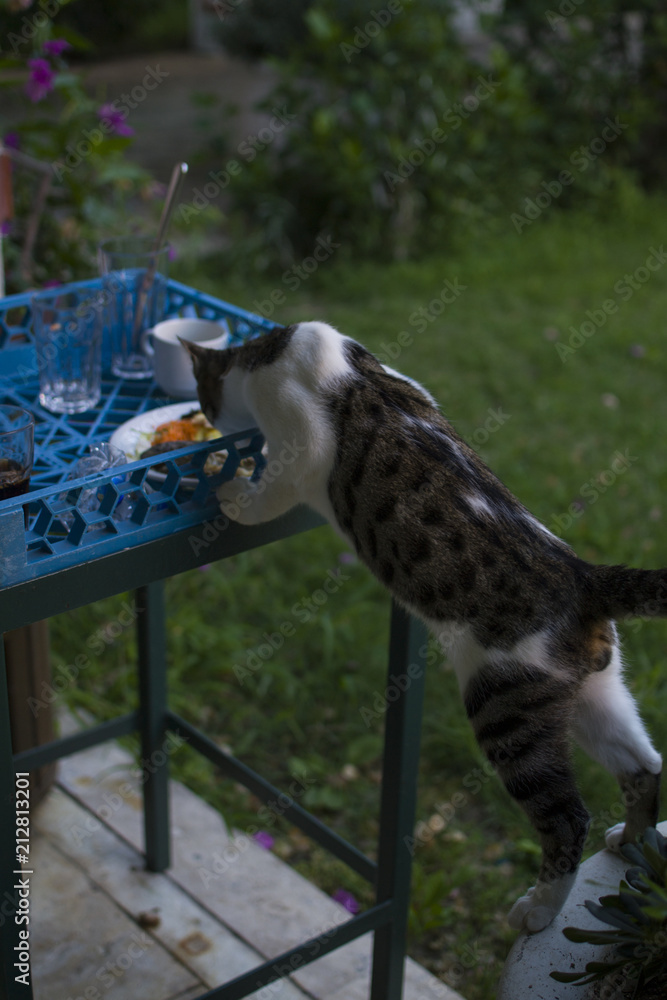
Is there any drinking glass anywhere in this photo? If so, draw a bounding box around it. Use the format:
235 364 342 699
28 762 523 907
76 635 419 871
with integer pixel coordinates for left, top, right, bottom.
99 236 170 379
0 406 34 503
31 289 102 414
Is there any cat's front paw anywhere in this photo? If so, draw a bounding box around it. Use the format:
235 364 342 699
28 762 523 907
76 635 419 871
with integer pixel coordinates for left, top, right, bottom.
605 822 627 853
216 479 256 525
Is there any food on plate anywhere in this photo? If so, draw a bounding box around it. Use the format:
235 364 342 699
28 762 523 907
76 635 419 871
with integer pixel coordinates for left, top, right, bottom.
137 409 255 478
151 410 220 446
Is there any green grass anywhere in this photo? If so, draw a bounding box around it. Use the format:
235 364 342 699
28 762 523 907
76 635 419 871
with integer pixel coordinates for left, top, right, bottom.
52 193 667 998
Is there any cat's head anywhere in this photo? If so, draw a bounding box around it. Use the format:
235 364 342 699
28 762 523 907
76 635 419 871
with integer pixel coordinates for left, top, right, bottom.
180 339 250 433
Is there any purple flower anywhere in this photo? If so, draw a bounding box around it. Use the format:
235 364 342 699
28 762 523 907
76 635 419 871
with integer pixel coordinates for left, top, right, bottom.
43 39 70 57
42 279 62 288
253 831 275 850
25 58 55 102
1 220 12 237
98 103 134 138
2 132 20 151
332 889 359 914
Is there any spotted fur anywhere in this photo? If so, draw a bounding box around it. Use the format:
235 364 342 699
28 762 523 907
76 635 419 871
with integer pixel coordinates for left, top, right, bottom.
184 321 664 933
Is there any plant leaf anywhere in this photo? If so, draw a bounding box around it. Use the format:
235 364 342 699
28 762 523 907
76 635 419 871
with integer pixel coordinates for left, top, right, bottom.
585 900 644 933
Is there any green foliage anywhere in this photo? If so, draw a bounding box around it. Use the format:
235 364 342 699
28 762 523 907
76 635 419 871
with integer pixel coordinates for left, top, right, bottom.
220 0 542 264
210 0 663 266
0 0 190 59
0 11 156 292
495 0 667 189
217 0 312 60
552 828 667 991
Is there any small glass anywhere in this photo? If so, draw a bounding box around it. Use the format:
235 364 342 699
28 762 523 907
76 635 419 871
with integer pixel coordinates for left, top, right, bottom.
0 405 34 503
99 236 170 380
31 289 102 414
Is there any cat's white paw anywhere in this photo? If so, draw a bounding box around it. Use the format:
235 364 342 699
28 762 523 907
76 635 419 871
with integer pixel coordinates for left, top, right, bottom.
508 874 576 934
605 822 626 853
216 480 255 524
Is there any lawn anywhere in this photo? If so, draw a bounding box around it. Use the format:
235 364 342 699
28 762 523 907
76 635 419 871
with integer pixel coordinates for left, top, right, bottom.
51 193 667 999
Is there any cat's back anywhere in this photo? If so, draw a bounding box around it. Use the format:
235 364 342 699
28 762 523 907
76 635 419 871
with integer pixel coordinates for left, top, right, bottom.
320 333 584 644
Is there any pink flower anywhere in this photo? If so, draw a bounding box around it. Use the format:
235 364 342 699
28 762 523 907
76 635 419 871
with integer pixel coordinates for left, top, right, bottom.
98 103 134 138
332 889 359 914
25 58 55 102
253 831 275 850
43 39 70 57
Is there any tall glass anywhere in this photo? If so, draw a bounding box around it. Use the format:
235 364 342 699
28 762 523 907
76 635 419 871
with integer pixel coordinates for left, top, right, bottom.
0 406 34 503
99 236 169 379
31 289 102 414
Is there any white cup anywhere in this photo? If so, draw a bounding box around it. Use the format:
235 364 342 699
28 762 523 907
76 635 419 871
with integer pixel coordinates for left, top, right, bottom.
141 317 229 398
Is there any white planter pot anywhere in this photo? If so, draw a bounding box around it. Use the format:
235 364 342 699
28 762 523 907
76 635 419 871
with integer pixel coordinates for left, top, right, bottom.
498 821 667 1000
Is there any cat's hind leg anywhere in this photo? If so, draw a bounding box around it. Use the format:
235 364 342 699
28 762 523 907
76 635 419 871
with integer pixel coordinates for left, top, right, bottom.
462 657 589 933
571 643 662 851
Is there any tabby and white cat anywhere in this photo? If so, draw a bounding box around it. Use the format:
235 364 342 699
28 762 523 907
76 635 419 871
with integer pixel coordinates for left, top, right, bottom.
183 321 663 934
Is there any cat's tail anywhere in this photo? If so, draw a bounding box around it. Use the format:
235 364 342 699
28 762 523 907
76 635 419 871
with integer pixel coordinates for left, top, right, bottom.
589 564 667 620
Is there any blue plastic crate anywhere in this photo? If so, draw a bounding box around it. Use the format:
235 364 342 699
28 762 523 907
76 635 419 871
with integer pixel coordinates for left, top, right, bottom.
0 278 274 586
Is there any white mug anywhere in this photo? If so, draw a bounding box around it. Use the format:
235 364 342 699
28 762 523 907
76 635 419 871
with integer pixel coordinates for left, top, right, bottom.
142 317 229 398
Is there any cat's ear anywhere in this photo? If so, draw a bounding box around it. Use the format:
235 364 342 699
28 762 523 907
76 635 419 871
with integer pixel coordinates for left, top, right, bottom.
178 337 209 376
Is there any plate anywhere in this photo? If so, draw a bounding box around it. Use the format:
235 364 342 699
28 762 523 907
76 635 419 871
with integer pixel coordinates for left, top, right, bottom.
109 401 208 462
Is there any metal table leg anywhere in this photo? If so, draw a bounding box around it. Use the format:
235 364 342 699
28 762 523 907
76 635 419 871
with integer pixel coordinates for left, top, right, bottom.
371 602 427 1000
136 582 170 872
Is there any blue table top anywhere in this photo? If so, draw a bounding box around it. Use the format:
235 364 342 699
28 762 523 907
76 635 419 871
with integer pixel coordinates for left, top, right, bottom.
0 278 274 588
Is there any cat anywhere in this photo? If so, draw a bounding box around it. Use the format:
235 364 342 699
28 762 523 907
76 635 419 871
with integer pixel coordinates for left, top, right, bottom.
182 320 664 934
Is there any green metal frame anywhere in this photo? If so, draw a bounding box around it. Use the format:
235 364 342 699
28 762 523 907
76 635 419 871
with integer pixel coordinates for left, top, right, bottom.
0 506 427 1000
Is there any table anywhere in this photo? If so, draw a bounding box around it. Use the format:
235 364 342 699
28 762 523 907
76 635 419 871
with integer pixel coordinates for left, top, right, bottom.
0 279 426 1000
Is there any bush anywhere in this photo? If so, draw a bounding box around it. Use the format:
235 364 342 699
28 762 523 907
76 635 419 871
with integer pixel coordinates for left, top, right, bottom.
211 0 661 267
493 0 667 189
0 18 156 292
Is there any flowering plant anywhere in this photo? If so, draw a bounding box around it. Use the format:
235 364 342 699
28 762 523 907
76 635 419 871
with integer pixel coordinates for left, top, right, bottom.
0 6 153 293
